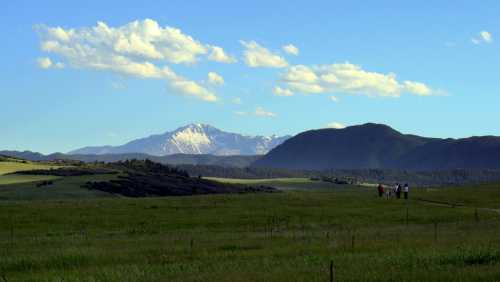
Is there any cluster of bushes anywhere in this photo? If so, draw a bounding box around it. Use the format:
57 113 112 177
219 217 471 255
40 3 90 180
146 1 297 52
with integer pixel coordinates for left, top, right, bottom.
109 159 190 177
84 160 276 197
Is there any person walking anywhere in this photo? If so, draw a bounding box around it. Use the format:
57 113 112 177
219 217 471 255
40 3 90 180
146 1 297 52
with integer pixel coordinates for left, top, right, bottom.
403 183 409 200
377 184 384 198
396 183 402 199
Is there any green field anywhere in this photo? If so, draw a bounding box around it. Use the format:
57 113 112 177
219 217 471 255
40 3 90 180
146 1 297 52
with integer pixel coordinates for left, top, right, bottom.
0 161 60 175
206 177 341 190
0 161 64 188
1 177 500 281
0 174 60 186
0 174 118 201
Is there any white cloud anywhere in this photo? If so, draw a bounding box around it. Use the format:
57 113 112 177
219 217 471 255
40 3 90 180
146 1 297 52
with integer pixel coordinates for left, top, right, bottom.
240 40 288 68
255 106 277 117
480 31 493 42
273 86 294 97
208 46 237 63
329 95 339 102
170 78 217 102
284 65 318 83
37 57 64 69
281 63 438 97
35 19 232 102
403 81 432 96
282 44 299 56
207 72 224 86
326 122 346 129
472 31 493 44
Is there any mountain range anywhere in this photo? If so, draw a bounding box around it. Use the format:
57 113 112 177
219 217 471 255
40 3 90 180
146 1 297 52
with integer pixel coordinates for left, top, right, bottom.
253 123 500 170
5 123 500 171
69 124 290 156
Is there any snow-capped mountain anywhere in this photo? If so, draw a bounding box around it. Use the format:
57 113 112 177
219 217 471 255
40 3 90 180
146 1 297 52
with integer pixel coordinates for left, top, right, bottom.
69 124 290 156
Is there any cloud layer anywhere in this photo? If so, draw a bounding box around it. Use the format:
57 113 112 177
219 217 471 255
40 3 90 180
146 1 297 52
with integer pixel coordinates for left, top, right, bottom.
35 19 235 102
279 63 437 97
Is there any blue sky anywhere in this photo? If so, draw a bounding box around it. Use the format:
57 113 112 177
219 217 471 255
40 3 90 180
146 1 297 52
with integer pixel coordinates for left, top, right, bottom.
2 0 499 154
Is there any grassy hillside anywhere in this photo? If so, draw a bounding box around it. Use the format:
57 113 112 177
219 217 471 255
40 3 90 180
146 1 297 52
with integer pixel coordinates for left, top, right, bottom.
0 161 59 175
1 180 500 281
0 160 65 187
0 174 118 201
0 174 60 186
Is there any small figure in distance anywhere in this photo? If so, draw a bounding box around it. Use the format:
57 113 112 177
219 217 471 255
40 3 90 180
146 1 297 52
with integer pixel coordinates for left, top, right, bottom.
396 183 402 199
377 183 384 198
404 183 409 200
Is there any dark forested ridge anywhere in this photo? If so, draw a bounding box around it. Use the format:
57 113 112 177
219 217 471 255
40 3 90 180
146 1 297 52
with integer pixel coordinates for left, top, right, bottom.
253 123 500 170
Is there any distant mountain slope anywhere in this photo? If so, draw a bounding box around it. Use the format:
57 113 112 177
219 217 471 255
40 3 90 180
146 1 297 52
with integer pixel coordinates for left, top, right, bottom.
70 124 290 156
0 151 260 168
395 136 500 170
253 123 500 170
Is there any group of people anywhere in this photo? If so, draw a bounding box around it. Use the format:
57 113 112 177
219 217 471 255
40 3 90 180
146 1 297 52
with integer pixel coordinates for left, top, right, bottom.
377 183 409 200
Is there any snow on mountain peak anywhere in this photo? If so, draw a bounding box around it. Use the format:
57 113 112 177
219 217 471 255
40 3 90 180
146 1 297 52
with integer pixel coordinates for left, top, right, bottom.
173 126 212 146
70 124 290 156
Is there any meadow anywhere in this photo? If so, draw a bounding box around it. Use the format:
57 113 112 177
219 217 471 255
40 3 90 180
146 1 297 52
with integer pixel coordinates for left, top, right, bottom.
0 161 61 175
1 174 500 281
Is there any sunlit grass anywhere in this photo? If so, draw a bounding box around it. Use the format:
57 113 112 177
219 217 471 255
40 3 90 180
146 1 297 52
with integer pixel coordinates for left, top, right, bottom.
0 180 500 281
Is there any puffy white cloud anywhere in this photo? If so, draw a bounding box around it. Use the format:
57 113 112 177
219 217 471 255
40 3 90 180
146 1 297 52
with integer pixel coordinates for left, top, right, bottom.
472 31 493 44
326 122 346 129
273 86 293 97
35 19 233 102
207 72 224 86
255 106 277 117
37 57 64 69
208 46 237 63
329 95 339 102
283 65 318 83
403 81 431 96
171 80 217 102
281 63 437 97
240 40 288 68
282 44 299 56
